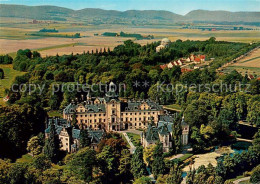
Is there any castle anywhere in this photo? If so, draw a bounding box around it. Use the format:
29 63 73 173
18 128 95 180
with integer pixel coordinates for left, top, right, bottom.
63 90 165 132
59 86 189 153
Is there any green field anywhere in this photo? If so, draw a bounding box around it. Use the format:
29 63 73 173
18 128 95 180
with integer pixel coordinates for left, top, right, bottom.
164 104 182 111
223 65 260 76
16 154 33 163
126 132 141 147
0 64 26 105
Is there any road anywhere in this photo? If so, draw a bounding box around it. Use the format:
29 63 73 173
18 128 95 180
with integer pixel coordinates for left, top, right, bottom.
233 176 250 184
121 132 136 154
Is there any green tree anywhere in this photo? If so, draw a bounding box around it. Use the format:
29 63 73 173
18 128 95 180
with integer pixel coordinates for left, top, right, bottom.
0 68 4 79
79 129 91 148
134 176 152 184
152 143 165 179
119 149 133 182
67 147 96 183
250 164 260 184
27 136 43 156
166 163 183 184
43 120 60 163
131 146 148 179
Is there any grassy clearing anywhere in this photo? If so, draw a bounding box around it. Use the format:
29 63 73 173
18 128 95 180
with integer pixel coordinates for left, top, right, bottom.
179 153 193 162
126 132 141 147
0 64 26 105
16 154 33 163
164 104 181 111
47 110 63 118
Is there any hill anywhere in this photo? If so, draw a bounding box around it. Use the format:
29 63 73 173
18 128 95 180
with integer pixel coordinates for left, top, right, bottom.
0 4 259 24
185 10 260 23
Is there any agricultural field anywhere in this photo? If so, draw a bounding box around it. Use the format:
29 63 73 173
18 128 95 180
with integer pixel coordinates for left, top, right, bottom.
0 64 26 105
0 17 260 57
223 48 260 76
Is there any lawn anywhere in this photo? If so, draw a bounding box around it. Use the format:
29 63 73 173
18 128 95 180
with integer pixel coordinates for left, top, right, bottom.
16 154 33 163
179 153 193 162
126 132 141 147
0 64 26 105
164 104 182 112
47 110 63 118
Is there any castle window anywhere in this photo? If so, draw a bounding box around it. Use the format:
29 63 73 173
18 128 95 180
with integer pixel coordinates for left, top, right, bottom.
94 114 96 117
144 112 146 115
126 113 128 115
139 118 141 121
85 115 87 117
104 119 106 122
135 118 137 121
139 112 141 115
130 118 132 121
130 113 132 115
121 118 123 121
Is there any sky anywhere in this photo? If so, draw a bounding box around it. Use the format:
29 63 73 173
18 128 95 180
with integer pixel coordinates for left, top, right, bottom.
1 0 260 15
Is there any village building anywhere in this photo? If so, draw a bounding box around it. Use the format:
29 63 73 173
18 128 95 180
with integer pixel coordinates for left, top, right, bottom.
63 88 164 132
45 117 105 153
141 115 189 152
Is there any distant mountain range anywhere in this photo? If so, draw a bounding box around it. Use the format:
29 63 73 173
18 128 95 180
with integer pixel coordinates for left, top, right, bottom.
0 4 259 24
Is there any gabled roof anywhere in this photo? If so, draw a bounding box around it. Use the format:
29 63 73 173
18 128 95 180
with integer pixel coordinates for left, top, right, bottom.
72 129 81 139
88 130 104 143
145 124 159 141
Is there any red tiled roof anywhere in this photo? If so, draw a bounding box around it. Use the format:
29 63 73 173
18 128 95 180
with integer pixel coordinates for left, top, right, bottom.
200 55 206 59
181 68 193 73
160 64 168 70
195 57 201 62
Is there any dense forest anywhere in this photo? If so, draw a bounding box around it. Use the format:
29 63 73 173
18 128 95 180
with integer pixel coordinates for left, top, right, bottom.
0 38 259 183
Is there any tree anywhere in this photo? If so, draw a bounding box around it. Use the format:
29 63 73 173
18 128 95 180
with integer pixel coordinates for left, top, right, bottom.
67 147 96 183
166 163 183 184
186 167 195 184
0 159 11 183
43 120 60 163
0 68 4 79
172 117 182 154
134 176 152 184
119 149 133 182
152 143 165 179
143 144 156 167
71 111 78 127
27 136 43 156
79 129 91 148
250 164 260 184
8 163 27 184
33 154 51 171
131 146 148 179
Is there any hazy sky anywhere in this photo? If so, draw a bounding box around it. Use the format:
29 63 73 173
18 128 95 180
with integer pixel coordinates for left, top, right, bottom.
1 0 260 15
